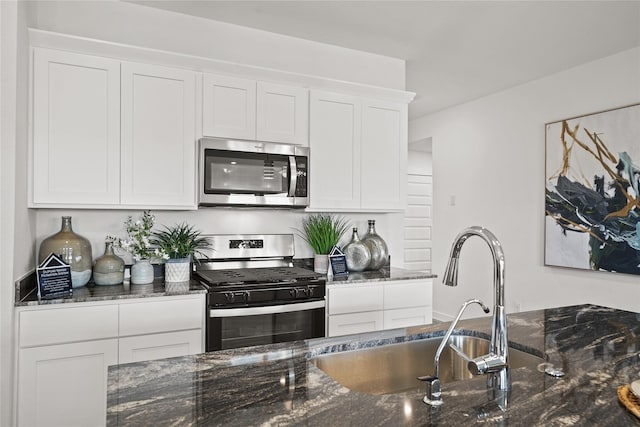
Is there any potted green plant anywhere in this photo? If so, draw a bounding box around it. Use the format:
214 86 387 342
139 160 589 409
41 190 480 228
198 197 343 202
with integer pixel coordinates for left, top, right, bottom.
109 210 168 285
151 222 211 283
297 213 349 273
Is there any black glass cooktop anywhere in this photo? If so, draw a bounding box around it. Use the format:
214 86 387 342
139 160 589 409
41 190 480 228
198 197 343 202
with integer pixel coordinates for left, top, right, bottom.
194 267 323 286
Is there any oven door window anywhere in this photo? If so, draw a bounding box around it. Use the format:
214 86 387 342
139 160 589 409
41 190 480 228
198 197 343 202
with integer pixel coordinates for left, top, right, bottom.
208 306 324 351
204 150 289 195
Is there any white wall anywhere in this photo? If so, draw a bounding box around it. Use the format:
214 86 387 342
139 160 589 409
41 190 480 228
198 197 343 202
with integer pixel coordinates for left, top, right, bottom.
408 150 432 175
411 47 640 321
26 1 404 90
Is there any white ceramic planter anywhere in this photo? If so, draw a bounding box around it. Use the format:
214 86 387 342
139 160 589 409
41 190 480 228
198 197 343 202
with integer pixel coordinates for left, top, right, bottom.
314 254 329 274
165 258 191 283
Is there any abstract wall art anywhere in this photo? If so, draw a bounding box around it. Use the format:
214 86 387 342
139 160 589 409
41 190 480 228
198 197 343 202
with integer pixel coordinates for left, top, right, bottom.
545 103 640 275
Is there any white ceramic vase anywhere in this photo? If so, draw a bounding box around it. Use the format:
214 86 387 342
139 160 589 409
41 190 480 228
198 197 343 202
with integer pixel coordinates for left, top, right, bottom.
165 257 191 283
131 259 154 285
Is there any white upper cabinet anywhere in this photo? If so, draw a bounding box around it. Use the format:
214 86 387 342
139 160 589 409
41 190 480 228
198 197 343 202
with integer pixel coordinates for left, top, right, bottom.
360 99 407 211
31 48 198 209
202 74 256 140
32 48 121 205
203 74 309 145
309 90 407 212
256 81 309 145
120 62 196 207
309 90 361 210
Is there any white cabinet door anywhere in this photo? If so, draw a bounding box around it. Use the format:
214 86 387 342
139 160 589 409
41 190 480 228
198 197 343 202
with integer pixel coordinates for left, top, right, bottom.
120 62 197 207
257 82 309 145
383 307 432 330
32 48 120 206
202 74 256 139
327 283 383 315
119 330 202 364
328 311 384 337
17 339 118 427
309 90 361 210
360 99 407 211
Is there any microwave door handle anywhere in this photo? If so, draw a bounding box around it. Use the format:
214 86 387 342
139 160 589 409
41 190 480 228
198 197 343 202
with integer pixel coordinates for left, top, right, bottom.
288 156 297 197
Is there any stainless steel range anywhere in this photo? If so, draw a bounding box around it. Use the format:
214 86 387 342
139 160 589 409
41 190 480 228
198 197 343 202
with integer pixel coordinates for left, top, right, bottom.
194 234 325 351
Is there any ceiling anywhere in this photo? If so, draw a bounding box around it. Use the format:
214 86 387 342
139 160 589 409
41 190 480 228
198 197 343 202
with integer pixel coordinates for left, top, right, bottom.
132 1 640 121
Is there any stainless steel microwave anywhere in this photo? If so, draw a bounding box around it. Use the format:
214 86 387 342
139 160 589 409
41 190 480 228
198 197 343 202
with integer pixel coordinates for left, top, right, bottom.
198 137 309 208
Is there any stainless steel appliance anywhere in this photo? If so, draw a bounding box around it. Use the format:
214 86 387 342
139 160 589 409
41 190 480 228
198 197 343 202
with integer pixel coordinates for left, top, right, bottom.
198 137 309 208
194 234 325 351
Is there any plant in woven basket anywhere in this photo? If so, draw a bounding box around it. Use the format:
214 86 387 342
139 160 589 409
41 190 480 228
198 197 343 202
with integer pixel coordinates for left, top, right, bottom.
297 213 350 255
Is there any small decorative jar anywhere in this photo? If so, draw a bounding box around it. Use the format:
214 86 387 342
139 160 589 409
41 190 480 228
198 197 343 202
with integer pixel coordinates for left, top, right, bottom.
38 216 92 288
362 220 389 270
343 228 371 272
314 254 329 274
131 259 154 285
93 242 125 285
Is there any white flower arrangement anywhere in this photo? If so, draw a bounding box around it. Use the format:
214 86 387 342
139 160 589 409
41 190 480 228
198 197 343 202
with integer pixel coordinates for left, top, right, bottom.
108 211 169 261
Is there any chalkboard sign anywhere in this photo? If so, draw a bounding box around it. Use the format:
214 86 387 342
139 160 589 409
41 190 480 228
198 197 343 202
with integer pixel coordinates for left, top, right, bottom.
329 246 349 277
37 253 73 300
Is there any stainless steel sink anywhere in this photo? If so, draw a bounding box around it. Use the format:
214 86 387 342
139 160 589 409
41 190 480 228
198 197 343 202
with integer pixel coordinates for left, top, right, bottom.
312 335 544 395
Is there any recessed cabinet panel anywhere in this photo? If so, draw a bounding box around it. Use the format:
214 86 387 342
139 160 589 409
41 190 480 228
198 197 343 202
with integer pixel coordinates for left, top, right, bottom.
17 339 118 427
118 330 202 363
383 280 432 310
328 311 384 337
119 297 203 337
309 91 361 210
257 82 309 145
361 100 407 211
327 284 383 315
120 62 196 207
202 74 256 139
32 48 120 205
19 304 118 348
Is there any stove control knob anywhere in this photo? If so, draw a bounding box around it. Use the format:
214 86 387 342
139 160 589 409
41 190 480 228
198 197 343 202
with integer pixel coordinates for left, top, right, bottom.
224 292 235 303
242 291 250 303
307 287 314 297
289 289 300 298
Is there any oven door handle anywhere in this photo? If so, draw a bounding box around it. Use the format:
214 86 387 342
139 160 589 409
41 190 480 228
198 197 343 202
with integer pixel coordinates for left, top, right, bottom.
209 300 325 317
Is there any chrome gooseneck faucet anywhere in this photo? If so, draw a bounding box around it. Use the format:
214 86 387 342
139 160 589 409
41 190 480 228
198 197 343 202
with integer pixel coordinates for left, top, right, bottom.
443 226 510 392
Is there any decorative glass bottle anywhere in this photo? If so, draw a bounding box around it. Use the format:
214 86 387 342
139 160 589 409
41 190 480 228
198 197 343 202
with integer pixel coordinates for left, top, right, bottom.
362 220 389 270
342 228 371 272
93 241 125 285
38 216 92 288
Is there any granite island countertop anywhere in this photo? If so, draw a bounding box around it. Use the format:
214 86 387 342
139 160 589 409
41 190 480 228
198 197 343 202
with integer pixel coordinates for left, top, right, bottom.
326 266 436 284
107 304 640 426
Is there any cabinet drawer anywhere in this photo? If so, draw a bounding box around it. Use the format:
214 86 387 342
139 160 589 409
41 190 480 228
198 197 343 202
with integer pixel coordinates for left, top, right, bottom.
119 297 203 336
328 285 383 315
383 306 432 330
119 330 202 364
19 305 118 348
383 280 432 310
328 311 384 337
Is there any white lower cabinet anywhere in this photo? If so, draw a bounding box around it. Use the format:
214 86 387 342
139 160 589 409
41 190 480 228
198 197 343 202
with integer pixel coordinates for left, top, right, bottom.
326 278 432 337
18 339 118 427
119 330 202 364
16 295 204 427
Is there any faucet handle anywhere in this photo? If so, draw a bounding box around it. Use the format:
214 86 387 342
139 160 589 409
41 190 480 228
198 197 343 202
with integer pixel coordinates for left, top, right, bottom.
418 375 443 406
468 354 507 375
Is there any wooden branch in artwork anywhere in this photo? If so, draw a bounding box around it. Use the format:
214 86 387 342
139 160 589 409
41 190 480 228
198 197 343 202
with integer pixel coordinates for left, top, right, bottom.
545 210 604 243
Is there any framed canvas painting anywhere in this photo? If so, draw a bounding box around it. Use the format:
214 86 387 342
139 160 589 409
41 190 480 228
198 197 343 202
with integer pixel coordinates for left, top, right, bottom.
545 103 640 275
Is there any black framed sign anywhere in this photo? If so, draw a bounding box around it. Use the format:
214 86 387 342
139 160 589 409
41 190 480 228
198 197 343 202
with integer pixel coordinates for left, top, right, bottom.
37 253 73 300
329 246 348 277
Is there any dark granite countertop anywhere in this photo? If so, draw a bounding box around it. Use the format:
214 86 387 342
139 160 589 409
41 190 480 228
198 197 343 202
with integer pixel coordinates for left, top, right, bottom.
16 278 206 307
106 304 640 426
327 266 436 284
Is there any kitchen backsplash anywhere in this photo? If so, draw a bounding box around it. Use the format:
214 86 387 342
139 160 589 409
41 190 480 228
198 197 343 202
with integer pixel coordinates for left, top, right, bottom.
35 209 402 266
